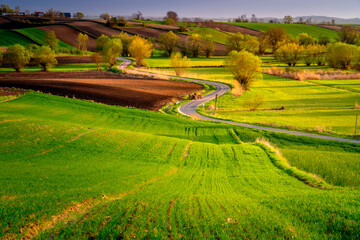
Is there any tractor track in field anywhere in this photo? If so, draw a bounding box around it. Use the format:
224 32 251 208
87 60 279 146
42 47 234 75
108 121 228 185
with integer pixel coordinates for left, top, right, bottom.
118 58 360 144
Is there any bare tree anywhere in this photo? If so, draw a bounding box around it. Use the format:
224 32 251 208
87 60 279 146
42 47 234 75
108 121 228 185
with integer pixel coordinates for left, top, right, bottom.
251 14 258 23
100 13 111 21
283 15 293 24
132 11 143 20
165 11 178 22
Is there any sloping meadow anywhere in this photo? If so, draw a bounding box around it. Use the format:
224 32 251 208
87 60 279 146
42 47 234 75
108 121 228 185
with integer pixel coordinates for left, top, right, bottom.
1 92 360 239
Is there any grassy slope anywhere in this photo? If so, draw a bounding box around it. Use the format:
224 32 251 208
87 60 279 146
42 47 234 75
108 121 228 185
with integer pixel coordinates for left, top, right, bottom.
0 29 36 47
182 27 229 45
147 56 226 68
0 63 107 73
14 28 75 50
226 22 339 41
1 92 360 239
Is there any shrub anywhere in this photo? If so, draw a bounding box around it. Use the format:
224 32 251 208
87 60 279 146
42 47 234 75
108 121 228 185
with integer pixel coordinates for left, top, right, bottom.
326 42 359 69
4 44 30 72
243 93 264 111
225 50 262 95
170 52 191 76
275 43 304 66
44 31 59 50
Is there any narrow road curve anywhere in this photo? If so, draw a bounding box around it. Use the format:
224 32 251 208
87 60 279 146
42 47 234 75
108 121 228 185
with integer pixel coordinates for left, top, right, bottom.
117 58 360 144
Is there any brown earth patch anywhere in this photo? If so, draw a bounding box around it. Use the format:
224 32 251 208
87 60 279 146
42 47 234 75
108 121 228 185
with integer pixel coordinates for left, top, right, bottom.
37 25 96 51
0 87 28 96
198 22 261 36
0 71 203 110
67 21 122 37
314 24 341 31
146 23 179 30
56 56 93 65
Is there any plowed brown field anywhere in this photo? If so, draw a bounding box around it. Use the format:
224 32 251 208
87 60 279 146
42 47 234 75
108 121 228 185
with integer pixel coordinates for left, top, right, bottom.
198 22 261 36
0 71 202 110
67 21 122 37
37 25 97 51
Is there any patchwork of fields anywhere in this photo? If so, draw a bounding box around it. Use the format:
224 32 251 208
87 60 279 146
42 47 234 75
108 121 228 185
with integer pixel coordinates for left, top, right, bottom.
1 92 360 239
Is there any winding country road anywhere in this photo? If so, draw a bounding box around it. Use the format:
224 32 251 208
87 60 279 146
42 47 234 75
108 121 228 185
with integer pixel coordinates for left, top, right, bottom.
118 58 360 144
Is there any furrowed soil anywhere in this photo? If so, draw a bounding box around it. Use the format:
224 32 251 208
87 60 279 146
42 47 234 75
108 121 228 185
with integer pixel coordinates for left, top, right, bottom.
199 22 261 36
0 71 202 110
67 21 122 37
37 25 97 51
55 56 94 65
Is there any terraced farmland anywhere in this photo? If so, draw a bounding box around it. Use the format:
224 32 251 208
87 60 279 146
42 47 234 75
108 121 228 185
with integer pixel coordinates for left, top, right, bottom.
1 92 360 239
226 22 339 41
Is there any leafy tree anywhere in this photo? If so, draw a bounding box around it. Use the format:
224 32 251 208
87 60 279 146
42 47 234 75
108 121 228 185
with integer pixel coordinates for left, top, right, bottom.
118 16 127 26
297 33 315 46
257 33 269 55
275 43 304 66
202 34 215 58
159 31 179 56
34 46 58 71
102 38 123 67
100 13 111 21
129 36 152 67
118 32 133 56
170 52 191 76
265 27 289 52
44 31 59 50
225 50 262 95
4 44 30 72
26 44 39 58
283 15 293 24
227 32 259 54
77 33 89 52
188 34 202 58
326 42 359 69
302 44 318 66
338 25 359 45
164 11 178 25
95 34 110 52
75 12 84 19
92 52 103 70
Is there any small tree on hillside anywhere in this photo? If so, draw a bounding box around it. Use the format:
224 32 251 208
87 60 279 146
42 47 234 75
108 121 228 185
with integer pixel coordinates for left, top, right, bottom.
297 33 315 46
95 34 110 52
34 45 58 71
4 44 30 72
75 12 84 19
202 34 215 58
164 11 178 25
283 15 293 24
132 11 143 20
265 27 289 52
118 32 133 56
44 31 59 50
159 31 179 56
103 38 123 67
129 36 152 67
92 52 103 70
77 33 89 52
170 52 191 76
339 25 359 45
225 50 262 95
100 13 111 21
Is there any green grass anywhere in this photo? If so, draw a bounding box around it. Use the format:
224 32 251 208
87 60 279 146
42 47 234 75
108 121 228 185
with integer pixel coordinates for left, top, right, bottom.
0 29 37 47
147 56 226 68
14 28 76 50
1 92 360 239
226 22 339 41
308 79 360 93
182 27 229 45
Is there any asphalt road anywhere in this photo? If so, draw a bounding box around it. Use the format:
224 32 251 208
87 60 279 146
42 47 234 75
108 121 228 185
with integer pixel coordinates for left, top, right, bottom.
117 58 360 144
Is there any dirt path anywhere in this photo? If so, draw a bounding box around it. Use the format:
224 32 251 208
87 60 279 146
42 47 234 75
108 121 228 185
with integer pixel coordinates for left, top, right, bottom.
118 58 360 144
